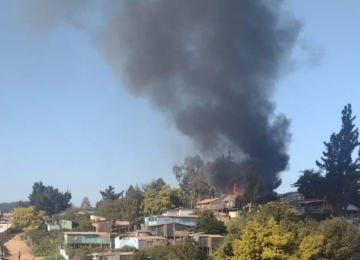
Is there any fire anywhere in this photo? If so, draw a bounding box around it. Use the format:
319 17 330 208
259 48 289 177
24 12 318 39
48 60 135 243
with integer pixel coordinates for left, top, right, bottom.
232 183 242 196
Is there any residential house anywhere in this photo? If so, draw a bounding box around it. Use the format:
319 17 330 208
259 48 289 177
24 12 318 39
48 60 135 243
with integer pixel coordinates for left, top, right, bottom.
1 213 13 222
276 192 305 203
144 215 198 238
0 222 11 233
115 235 166 250
162 208 194 216
291 199 333 215
63 232 116 250
90 215 107 223
192 234 224 256
222 195 237 209
88 252 133 260
196 198 223 210
93 220 112 233
45 219 72 231
115 221 131 232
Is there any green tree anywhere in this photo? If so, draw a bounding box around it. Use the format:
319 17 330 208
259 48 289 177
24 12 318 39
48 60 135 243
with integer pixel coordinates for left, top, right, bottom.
12 206 46 232
194 210 227 235
316 104 360 214
80 197 92 211
142 184 174 215
142 178 166 192
95 199 122 220
100 185 124 200
29 181 72 215
292 169 326 199
73 216 93 231
173 155 222 206
239 166 262 207
321 218 360 260
169 241 207 260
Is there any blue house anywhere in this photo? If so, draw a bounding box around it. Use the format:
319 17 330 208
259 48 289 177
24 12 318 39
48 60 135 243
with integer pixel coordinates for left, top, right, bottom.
144 215 198 238
144 215 198 227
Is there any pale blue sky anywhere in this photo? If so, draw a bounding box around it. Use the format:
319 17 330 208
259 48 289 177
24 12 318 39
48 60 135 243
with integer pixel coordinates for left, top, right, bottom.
1 1 360 206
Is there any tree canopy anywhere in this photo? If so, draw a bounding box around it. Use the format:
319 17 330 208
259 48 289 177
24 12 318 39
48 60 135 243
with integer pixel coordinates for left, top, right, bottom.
214 202 360 260
28 181 72 215
100 185 124 200
12 206 46 232
194 210 227 235
295 104 360 215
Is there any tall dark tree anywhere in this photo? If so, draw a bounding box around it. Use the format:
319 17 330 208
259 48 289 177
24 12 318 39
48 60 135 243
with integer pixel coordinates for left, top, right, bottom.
316 104 360 214
29 181 72 215
173 155 205 195
173 155 220 204
240 166 262 207
99 185 124 200
141 178 166 192
292 169 326 199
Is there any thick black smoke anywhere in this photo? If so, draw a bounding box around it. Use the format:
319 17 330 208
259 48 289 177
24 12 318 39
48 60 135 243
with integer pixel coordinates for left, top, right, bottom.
96 0 300 194
21 0 300 195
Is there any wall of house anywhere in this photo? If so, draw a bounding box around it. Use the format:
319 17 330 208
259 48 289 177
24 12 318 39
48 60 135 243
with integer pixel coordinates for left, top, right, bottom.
223 196 236 208
146 216 198 227
59 220 73 230
115 237 137 249
47 224 60 231
65 234 110 245
137 238 166 249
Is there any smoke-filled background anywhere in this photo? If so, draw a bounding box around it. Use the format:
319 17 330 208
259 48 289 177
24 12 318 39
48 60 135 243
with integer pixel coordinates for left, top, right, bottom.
19 0 301 195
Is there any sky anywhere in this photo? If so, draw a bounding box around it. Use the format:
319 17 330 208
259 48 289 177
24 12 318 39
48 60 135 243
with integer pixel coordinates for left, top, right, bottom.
1 1 360 206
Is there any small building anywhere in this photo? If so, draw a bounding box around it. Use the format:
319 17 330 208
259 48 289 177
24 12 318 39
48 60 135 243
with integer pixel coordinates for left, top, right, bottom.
147 223 190 239
115 221 131 232
196 198 223 210
344 204 360 218
192 234 224 255
276 192 305 203
88 252 133 260
0 222 11 233
63 232 116 250
115 236 166 250
291 199 333 214
144 215 198 228
46 219 73 231
222 195 237 209
93 220 112 233
90 215 107 223
162 208 194 216
1 213 14 222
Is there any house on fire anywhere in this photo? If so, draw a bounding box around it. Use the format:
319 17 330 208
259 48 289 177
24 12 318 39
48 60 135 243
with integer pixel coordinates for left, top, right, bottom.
196 198 223 210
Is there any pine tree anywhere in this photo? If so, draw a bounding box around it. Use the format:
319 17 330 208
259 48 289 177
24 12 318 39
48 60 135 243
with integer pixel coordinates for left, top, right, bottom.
316 104 360 214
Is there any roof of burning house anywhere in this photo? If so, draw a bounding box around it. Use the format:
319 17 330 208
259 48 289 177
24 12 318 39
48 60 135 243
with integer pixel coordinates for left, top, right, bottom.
196 198 221 205
276 192 304 197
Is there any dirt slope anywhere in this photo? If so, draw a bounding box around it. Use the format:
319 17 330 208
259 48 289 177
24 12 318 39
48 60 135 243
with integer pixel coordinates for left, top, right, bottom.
3 234 43 260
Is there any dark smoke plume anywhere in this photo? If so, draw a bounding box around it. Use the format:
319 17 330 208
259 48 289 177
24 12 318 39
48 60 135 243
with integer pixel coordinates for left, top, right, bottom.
21 0 301 195
97 0 300 194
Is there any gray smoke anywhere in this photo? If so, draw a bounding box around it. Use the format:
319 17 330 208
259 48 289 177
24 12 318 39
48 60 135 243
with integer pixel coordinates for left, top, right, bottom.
20 0 301 194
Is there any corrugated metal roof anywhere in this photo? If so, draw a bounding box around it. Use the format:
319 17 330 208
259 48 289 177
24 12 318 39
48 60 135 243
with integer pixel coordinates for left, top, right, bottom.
195 234 224 238
196 198 221 205
136 236 166 241
63 232 112 237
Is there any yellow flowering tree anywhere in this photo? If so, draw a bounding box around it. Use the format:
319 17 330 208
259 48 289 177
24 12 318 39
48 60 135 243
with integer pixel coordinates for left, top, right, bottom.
12 206 46 232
